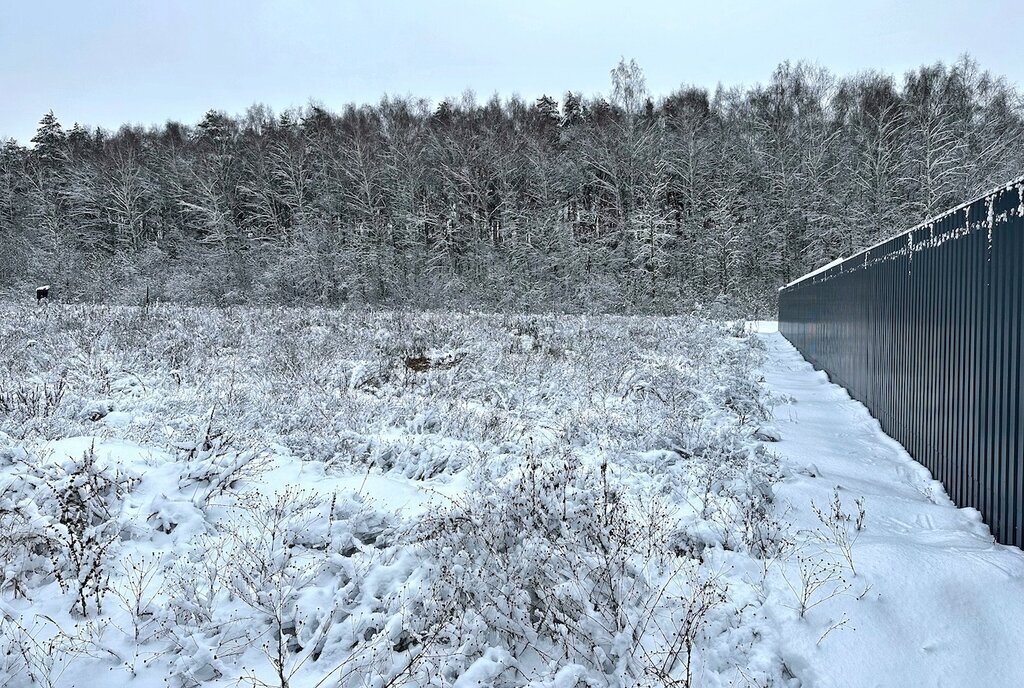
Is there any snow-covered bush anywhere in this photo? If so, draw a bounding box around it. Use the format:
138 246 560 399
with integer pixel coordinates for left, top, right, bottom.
0 442 138 617
172 408 271 505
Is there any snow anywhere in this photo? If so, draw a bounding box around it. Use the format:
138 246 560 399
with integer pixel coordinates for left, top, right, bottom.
0 306 794 686
1 305 1022 686
757 326 1024 687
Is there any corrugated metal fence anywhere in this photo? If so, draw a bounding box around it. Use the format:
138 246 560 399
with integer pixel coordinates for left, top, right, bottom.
779 176 1024 548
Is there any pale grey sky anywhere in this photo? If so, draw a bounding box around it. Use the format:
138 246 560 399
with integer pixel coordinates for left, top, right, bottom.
2 0 1021 144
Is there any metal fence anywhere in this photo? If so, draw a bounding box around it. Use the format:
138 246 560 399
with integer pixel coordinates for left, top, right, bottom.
779 176 1024 548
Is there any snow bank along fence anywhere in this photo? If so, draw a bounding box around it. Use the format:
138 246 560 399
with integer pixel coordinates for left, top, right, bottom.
778 176 1024 549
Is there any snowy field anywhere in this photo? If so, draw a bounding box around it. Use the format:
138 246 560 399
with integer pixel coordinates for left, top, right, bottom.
0 305 1021 687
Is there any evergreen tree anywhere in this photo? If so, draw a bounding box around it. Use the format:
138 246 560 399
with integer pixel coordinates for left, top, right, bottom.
535 95 560 125
30 110 66 166
561 92 585 128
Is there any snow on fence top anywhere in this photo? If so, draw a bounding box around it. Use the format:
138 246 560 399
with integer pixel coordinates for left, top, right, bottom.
781 172 1024 291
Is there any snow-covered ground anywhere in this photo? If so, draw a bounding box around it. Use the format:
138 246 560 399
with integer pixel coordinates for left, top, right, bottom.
0 305 1021 687
0 306 790 687
757 323 1024 687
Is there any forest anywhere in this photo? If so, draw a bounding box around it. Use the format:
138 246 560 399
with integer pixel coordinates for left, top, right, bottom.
0 56 1021 315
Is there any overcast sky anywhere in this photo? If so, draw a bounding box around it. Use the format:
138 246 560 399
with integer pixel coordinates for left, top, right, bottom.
2 0 1021 144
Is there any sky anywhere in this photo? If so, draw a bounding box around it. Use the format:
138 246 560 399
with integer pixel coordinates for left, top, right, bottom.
2 0 1022 144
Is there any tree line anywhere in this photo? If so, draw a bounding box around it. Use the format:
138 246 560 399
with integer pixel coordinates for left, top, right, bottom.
1 57 1021 314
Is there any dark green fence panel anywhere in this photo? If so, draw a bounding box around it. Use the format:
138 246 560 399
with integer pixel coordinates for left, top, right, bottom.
779 176 1024 548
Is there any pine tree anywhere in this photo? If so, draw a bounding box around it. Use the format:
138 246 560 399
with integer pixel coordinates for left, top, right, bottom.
196 109 232 145
561 92 584 128
535 95 560 125
67 122 91 156
30 110 67 166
